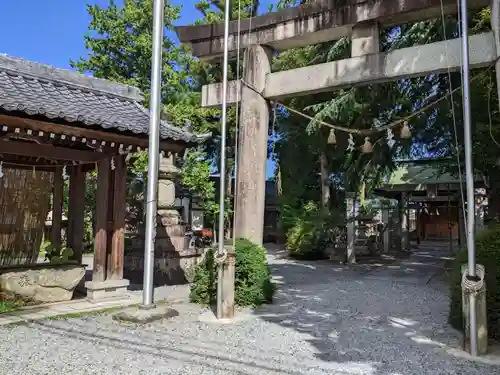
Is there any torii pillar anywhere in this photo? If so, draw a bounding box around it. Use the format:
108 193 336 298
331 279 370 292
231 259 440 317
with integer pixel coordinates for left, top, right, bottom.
234 46 273 245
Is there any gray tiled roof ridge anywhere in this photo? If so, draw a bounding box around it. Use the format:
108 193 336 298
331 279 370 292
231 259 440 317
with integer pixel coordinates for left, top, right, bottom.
0 53 208 144
0 53 143 102
132 101 199 140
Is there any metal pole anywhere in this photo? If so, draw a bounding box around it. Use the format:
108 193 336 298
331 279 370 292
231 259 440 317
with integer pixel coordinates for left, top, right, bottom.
216 0 232 319
459 0 478 356
141 0 165 309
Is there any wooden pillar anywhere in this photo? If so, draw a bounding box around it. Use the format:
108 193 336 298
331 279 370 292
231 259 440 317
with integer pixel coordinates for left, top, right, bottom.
416 204 421 245
110 156 126 280
67 169 75 250
93 159 110 282
382 205 390 253
346 192 356 264
68 165 86 263
51 167 63 251
106 171 115 278
400 192 409 251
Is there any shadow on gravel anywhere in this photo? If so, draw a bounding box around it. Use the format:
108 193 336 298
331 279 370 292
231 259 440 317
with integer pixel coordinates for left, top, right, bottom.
30 320 290 375
251 254 480 375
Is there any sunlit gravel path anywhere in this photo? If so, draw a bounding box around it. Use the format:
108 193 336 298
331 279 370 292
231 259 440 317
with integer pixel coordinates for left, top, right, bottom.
1 246 497 375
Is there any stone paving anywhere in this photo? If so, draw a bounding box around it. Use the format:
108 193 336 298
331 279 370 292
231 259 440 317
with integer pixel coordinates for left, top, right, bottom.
0 284 190 326
1 245 499 374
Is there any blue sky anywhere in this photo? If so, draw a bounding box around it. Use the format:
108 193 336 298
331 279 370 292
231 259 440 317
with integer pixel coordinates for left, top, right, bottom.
1 0 208 68
0 0 275 178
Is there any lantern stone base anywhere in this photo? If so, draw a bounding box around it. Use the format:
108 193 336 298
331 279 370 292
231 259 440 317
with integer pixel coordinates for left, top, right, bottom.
124 239 208 286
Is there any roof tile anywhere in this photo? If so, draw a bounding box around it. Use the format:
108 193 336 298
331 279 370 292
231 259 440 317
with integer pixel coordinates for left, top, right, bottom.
0 55 198 144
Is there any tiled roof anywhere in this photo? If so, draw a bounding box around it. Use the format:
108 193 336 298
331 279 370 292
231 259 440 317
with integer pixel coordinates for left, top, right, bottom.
0 54 198 143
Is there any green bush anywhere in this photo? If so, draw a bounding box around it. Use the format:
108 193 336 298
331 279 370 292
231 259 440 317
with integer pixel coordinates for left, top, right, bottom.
449 224 500 340
281 201 342 260
42 241 74 264
189 239 275 307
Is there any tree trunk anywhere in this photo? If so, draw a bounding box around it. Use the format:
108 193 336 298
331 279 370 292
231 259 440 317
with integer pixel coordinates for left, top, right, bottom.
319 152 330 209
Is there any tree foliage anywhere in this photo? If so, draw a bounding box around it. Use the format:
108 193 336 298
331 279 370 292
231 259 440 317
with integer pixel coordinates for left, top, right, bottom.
271 1 499 215
71 0 191 104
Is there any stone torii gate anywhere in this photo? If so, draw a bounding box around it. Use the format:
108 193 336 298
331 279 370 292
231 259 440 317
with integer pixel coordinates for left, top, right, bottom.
176 0 498 246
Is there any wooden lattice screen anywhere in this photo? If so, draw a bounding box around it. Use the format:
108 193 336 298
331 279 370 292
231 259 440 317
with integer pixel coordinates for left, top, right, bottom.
0 167 53 266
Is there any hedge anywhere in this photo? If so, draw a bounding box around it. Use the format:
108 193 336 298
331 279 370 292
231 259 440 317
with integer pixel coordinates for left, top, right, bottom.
189 238 275 307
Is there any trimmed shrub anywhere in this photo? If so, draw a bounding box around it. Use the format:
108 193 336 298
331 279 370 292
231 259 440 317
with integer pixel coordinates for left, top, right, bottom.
281 201 342 260
189 247 217 306
189 239 274 307
449 224 500 340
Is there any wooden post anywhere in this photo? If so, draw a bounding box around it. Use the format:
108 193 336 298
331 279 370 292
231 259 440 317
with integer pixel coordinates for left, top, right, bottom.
346 192 356 264
382 205 390 253
67 168 75 250
70 165 86 263
51 167 63 252
110 156 126 280
106 171 115 279
400 192 409 251
416 204 421 245
93 159 110 282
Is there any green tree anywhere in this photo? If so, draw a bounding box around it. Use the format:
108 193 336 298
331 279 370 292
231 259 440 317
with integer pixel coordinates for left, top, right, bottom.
270 0 493 208
269 1 500 255
73 0 222 238
71 0 191 104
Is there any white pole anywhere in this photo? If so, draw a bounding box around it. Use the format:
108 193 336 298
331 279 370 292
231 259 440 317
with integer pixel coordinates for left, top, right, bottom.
216 0 232 319
141 0 165 309
459 0 478 356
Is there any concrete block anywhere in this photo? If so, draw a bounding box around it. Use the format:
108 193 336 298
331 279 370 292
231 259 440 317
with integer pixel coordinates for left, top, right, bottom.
85 279 130 302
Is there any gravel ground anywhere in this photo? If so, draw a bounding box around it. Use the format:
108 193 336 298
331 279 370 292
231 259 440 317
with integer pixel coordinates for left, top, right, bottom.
1 247 497 375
